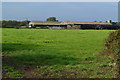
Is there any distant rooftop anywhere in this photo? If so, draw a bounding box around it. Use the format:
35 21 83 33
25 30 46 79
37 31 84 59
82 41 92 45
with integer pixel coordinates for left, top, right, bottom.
30 21 112 25
62 21 112 25
30 21 62 25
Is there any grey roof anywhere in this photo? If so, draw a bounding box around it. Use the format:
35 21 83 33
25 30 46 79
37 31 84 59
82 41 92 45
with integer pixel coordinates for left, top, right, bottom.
29 21 112 25
62 21 112 25
30 21 62 25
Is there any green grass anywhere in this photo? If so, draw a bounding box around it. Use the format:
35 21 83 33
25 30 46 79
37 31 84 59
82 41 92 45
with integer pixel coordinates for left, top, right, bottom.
2 64 23 78
2 28 117 78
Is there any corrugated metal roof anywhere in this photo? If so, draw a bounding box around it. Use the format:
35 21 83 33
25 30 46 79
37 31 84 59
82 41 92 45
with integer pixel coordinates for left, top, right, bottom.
30 21 112 25
62 21 112 25
30 21 62 25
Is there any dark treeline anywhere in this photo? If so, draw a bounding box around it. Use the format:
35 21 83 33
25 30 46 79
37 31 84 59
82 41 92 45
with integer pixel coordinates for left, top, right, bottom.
1 20 30 28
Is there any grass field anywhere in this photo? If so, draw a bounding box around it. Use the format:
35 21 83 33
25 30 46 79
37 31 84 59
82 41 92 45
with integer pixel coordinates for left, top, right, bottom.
2 28 117 78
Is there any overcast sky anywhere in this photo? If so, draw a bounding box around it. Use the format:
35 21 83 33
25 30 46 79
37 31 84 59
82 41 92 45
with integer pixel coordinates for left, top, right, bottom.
2 2 118 22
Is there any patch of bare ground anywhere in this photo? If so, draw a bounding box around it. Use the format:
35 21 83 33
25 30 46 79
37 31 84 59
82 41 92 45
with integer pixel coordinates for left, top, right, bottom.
2 56 37 78
32 69 86 78
18 66 38 78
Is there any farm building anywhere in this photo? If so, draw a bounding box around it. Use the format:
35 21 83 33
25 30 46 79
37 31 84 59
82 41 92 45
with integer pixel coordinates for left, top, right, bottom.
29 21 67 29
29 20 118 30
61 21 116 30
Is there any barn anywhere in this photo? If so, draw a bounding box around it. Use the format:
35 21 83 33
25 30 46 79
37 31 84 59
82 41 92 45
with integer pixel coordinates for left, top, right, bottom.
29 21 67 29
28 20 118 30
61 21 116 30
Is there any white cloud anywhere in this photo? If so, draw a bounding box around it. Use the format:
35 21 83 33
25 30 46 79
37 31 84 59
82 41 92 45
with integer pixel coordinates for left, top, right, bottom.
2 0 120 2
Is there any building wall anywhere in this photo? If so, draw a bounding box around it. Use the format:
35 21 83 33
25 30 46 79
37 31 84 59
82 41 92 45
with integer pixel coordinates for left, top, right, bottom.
80 24 117 30
28 22 118 30
30 24 67 29
67 25 81 29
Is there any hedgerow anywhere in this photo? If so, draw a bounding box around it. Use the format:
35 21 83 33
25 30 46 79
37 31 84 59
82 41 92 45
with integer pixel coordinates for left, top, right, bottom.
105 29 120 77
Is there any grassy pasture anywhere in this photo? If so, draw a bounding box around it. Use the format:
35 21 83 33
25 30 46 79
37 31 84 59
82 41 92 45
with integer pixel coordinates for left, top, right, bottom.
2 28 117 78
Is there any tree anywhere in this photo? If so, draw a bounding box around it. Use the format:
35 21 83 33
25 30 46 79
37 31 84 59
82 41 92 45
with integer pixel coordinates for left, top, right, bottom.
19 20 30 26
2 20 19 28
46 17 58 22
2 20 30 28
